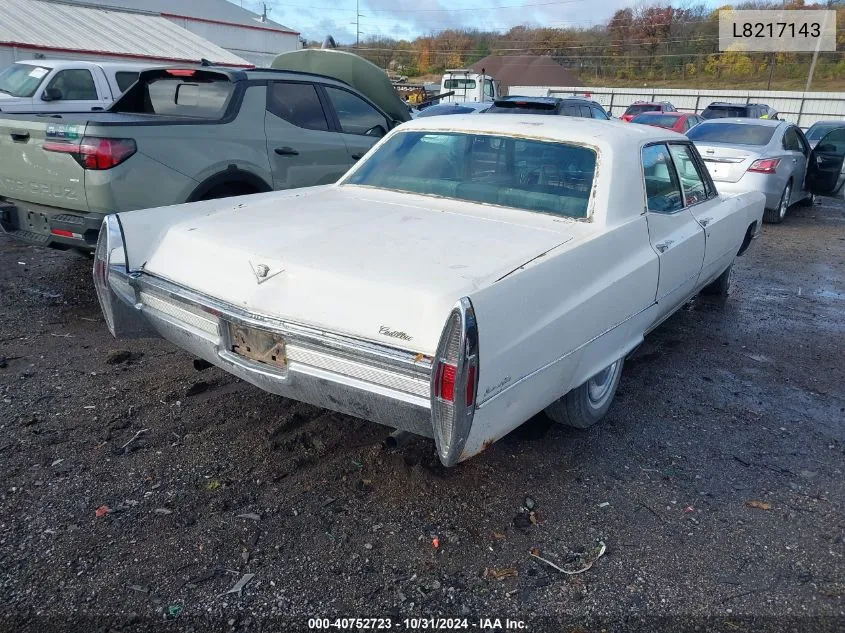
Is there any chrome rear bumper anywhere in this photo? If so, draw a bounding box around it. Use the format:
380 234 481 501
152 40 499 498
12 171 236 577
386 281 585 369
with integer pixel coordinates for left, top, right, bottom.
100 270 434 437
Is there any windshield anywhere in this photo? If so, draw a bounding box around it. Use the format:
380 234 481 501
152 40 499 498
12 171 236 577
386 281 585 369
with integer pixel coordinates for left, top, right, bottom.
632 113 679 128
701 106 748 119
0 63 51 98
625 104 659 115
806 123 843 141
344 131 596 219
687 122 776 145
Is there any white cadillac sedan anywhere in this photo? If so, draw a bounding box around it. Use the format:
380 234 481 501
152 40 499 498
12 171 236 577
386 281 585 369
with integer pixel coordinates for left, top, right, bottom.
94 116 766 467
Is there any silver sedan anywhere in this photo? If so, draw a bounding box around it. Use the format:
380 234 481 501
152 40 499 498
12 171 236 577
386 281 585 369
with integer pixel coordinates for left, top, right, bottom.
687 118 813 223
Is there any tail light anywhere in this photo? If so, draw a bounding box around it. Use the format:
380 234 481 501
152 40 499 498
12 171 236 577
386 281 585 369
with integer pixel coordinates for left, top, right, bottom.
747 158 780 174
431 298 479 466
44 137 136 170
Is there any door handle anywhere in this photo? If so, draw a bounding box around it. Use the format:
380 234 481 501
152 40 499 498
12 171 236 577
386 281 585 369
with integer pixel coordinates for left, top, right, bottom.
10 132 29 142
792 158 798 163
699 217 713 227
351 153 364 161
274 147 299 156
655 240 674 253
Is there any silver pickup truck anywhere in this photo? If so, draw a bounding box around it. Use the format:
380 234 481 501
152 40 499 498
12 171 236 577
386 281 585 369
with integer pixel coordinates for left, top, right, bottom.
0 66 402 249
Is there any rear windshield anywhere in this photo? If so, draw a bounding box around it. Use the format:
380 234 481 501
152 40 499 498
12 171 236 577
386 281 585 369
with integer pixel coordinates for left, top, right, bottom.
114 71 235 119
687 122 776 145
444 79 476 89
0 63 51 98
632 113 679 128
115 71 140 93
701 105 749 119
806 123 843 141
625 104 660 115
344 131 596 219
416 104 484 117
487 100 557 114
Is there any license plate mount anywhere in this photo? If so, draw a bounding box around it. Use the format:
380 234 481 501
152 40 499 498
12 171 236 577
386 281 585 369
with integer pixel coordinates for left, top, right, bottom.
227 322 286 369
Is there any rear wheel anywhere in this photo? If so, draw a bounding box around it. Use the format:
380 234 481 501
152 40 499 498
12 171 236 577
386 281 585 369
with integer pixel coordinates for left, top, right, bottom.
701 263 732 298
545 358 624 429
764 181 791 224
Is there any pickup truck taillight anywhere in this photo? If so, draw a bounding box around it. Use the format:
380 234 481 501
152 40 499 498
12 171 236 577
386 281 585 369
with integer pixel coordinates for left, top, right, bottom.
44 137 136 170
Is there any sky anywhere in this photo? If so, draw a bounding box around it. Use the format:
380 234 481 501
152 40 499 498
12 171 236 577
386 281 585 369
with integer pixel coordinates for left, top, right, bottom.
228 0 695 44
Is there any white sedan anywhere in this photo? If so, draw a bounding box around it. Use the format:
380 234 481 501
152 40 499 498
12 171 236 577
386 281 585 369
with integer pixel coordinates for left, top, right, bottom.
94 116 766 467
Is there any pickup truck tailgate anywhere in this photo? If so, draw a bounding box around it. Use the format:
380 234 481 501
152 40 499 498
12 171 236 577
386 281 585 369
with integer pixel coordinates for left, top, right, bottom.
0 118 88 211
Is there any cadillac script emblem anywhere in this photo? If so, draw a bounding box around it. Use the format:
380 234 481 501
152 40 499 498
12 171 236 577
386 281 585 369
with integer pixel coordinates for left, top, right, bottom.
379 326 413 341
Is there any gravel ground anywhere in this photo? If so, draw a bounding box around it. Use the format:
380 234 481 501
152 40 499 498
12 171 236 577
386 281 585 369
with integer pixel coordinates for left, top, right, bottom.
0 198 843 633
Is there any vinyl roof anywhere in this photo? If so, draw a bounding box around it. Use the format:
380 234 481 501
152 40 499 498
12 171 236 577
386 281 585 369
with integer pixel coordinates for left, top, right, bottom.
56 0 297 33
0 0 252 66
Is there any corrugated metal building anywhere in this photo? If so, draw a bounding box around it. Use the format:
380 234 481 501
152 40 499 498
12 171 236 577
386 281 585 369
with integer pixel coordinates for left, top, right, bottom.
59 0 301 67
0 0 254 67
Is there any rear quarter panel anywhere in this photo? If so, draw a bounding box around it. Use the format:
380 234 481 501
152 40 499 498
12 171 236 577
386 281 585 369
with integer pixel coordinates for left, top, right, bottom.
462 216 659 459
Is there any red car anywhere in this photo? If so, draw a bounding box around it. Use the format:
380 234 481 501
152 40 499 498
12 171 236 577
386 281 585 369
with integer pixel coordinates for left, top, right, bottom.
629 111 703 134
619 101 676 122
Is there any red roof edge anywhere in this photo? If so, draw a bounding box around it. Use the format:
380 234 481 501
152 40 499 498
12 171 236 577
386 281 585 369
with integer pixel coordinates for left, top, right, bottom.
161 12 300 36
1 41 254 68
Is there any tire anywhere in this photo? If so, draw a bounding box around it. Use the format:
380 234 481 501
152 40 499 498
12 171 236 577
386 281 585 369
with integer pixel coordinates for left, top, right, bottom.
763 181 791 224
701 263 732 298
797 192 815 207
545 358 624 429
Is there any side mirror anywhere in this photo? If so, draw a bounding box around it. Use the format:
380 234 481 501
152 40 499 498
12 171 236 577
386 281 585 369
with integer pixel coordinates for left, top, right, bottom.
41 87 62 102
365 125 386 138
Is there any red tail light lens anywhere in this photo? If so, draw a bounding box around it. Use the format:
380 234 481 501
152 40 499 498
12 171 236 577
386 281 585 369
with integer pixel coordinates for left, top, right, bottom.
166 69 197 77
465 365 476 406
439 363 457 402
44 137 136 170
747 158 780 174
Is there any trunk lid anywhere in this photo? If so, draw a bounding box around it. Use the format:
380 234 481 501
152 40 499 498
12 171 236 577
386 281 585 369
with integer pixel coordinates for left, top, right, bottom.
142 187 573 353
0 116 89 210
696 143 762 183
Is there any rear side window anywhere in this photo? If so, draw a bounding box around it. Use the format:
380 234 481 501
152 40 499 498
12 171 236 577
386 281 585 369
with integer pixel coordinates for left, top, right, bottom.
642 144 683 213
668 144 709 206
324 86 386 136
47 69 97 101
782 127 802 151
144 78 233 118
267 82 329 131
115 71 139 93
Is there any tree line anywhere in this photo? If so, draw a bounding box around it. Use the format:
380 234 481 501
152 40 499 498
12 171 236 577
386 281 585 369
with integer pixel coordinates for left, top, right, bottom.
306 1 845 89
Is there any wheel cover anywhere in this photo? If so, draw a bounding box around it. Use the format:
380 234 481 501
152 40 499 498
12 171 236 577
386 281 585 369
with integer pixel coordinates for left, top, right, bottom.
587 361 619 406
779 184 791 219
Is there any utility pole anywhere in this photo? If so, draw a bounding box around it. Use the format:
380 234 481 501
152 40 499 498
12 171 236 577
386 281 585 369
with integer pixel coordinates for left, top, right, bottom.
356 0 360 49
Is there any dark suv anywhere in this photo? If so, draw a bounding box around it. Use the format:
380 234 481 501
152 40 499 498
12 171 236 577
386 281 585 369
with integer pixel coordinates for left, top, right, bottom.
701 102 778 120
486 96 611 119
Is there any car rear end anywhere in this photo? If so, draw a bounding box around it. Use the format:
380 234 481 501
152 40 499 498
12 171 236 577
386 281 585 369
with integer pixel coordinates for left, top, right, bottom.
688 120 786 209
621 103 662 122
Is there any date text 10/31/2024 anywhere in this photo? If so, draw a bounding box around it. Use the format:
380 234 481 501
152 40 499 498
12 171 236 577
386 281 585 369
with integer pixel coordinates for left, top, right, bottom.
307 618 528 630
